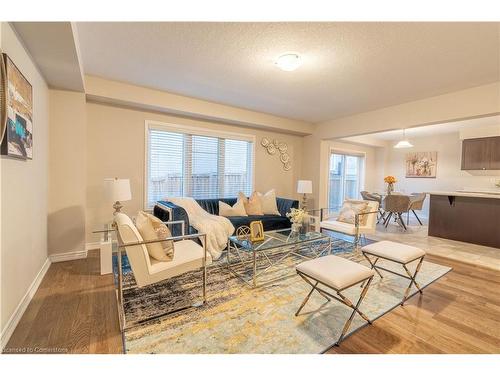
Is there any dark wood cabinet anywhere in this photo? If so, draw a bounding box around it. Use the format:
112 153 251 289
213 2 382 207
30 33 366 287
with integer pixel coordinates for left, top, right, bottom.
428 194 500 248
461 136 500 170
489 137 500 170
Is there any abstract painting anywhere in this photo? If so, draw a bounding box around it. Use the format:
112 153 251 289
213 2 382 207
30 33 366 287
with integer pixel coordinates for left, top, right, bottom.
405 151 437 178
1 54 33 159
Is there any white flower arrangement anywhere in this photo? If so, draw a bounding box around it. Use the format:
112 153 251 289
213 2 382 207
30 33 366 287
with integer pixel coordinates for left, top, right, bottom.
286 208 306 224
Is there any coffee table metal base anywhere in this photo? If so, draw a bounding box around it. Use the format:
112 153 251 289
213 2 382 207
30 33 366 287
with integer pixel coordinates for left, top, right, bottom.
226 236 332 288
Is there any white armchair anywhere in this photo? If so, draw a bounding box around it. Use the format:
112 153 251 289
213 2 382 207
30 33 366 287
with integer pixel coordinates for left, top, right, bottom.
319 199 379 248
113 212 209 331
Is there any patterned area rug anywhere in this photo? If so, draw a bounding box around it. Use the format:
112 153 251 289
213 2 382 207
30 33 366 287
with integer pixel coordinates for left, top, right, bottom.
118 238 451 353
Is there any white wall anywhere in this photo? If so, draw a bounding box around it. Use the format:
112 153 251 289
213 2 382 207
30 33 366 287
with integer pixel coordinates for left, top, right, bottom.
48 90 87 256
384 132 500 215
1 23 49 344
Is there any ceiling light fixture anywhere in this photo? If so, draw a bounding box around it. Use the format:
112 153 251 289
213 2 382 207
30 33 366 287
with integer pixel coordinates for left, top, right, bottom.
394 129 414 149
275 53 302 71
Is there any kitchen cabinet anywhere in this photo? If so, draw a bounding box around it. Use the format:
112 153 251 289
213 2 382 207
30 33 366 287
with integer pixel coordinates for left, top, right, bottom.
461 136 500 170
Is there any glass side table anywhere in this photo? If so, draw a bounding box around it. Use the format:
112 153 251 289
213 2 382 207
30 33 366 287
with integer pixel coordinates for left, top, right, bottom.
93 223 115 275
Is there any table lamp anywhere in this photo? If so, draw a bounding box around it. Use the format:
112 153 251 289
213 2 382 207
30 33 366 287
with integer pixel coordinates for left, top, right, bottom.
297 180 312 210
104 178 131 215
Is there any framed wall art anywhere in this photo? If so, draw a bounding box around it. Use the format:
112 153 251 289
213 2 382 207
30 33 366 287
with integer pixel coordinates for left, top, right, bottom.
405 151 437 178
1 54 33 159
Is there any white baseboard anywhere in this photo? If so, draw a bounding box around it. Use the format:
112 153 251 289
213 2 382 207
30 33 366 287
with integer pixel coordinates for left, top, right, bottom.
49 249 88 263
0 258 51 351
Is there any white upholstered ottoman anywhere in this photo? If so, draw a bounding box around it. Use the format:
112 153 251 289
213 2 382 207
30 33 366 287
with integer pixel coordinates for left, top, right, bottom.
295 255 375 345
361 240 426 305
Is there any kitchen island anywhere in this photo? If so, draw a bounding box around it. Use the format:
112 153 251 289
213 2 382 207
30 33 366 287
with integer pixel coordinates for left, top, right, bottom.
428 191 500 249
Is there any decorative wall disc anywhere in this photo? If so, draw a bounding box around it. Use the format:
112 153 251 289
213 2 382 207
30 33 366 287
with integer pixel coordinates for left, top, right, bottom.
280 153 290 163
261 137 291 171
278 143 287 153
267 144 277 155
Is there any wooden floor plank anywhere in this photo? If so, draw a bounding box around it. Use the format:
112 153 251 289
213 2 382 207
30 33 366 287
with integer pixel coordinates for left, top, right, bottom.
4 251 500 354
328 255 500 354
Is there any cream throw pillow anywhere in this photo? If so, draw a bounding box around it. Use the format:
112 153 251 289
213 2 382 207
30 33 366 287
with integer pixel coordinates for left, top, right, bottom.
257 189 280 215
136 211 174 262
219 200 247 217
146 213 175 259
238 191 263 215
337 201 370 226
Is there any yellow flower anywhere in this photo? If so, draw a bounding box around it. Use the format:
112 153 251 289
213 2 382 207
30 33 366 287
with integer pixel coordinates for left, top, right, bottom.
384 175 397 184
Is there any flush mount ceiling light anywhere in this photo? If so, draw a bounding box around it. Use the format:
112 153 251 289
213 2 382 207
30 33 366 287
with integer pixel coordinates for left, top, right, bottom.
394 129 414 149
275 53 302 71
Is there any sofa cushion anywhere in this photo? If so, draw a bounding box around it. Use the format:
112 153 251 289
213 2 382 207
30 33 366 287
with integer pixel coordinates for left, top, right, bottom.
228 215 291 232
258 189 280 215
219 200 247 217
238 191 263 215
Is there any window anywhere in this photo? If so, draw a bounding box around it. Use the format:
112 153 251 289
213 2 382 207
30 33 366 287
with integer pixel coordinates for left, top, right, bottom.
146 122 254 208
328 152 365 209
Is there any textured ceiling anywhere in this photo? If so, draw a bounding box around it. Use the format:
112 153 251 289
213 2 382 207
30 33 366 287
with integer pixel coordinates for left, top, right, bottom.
76 22 500 123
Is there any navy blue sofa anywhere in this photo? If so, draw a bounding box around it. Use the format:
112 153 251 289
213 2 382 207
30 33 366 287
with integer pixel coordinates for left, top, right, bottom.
153 197 299 237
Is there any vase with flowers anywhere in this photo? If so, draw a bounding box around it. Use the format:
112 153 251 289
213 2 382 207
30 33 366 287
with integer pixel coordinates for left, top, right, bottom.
286 208 308 234
384 175 397 195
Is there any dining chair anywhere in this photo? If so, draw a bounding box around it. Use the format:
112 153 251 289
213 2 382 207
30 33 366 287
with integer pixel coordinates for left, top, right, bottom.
382 194 411 230
407 193 426 225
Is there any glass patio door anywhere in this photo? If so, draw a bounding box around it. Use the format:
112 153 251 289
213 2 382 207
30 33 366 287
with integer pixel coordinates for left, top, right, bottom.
328 152 364 209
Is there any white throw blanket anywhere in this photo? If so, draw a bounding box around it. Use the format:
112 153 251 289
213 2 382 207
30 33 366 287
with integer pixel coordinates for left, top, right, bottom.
167 197 234 260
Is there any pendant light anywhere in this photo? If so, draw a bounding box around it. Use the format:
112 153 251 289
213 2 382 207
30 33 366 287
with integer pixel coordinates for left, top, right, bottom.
394 129 413 149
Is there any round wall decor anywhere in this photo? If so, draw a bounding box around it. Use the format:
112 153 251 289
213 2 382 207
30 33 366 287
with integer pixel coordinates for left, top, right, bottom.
280 153 290 163
261 137 291 171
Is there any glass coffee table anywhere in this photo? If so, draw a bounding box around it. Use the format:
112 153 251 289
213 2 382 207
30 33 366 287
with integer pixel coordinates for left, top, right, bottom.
227 228 332 288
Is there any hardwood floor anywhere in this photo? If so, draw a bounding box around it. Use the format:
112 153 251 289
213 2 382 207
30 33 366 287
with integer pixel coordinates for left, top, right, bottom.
328 255 500 354
4 250 123 354
4 250 500 354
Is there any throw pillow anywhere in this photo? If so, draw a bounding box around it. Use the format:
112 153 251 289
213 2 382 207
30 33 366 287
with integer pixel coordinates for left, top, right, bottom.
136 211 174 262
337 201 370 226
219 200 247 217
238 191 263 215
257 189 280 215
145 213 175 260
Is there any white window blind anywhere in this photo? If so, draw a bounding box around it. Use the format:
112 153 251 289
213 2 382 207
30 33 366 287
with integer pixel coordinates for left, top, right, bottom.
146 124 254 208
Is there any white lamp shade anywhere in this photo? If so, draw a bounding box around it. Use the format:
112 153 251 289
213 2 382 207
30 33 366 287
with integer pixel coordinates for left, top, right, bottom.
104 178 131 202
297 180 313 194
394 139 414 148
